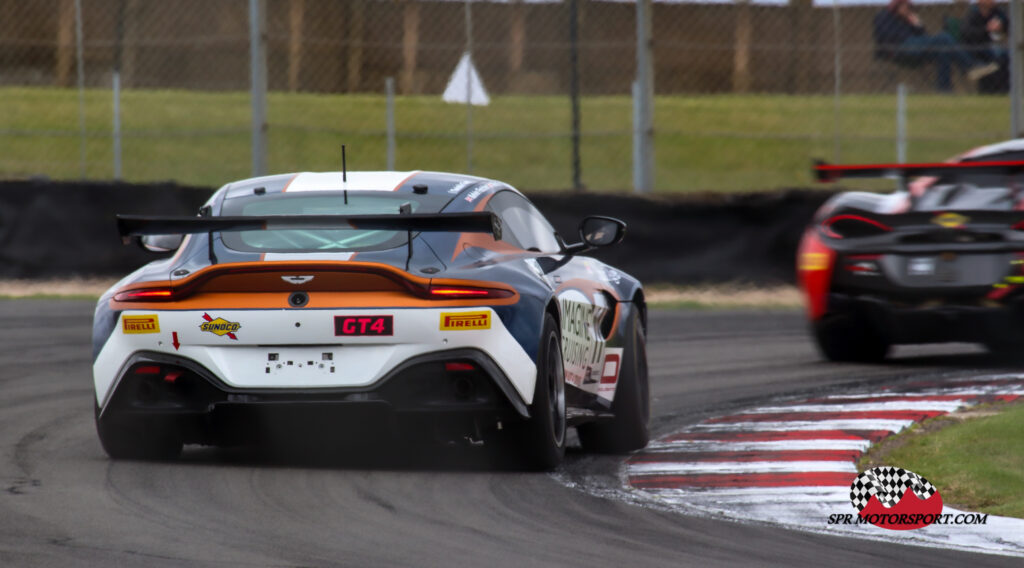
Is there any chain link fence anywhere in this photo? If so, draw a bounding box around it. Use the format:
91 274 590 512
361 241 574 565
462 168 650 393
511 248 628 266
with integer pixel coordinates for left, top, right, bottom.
0 0 1016 191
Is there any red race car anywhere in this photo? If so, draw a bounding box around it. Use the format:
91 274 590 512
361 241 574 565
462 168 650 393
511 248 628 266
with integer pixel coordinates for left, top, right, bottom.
799 140 1024 361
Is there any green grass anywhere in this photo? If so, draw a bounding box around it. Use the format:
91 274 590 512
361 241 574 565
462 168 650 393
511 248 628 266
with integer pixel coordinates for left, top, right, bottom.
861 402 1024 519
0 86 1012 191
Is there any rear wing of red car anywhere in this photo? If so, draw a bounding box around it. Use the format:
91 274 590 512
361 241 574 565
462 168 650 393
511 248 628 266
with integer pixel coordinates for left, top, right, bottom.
117 212 502 243
813 159 1024 182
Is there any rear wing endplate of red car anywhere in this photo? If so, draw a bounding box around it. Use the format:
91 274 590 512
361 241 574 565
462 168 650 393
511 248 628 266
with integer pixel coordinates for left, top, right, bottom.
117 212 502 243
813 159 1024 182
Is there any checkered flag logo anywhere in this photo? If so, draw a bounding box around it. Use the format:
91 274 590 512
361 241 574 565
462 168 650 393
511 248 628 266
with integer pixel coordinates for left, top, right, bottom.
849 467 938 512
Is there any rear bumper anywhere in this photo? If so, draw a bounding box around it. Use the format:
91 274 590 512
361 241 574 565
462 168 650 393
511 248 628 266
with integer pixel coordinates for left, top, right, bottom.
828 292 1024 344
94 307 537 408
99 349 528 447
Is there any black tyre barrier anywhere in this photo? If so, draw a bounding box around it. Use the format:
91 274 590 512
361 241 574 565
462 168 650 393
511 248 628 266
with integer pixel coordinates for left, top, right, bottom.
0 181 834 284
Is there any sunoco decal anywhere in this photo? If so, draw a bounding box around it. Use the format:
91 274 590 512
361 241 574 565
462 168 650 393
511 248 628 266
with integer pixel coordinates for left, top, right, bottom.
122 314 160 334
199 313 241 340
440 311 491 330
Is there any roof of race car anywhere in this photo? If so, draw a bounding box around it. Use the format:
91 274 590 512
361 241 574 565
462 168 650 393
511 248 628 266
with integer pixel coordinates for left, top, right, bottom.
963 139 1024 160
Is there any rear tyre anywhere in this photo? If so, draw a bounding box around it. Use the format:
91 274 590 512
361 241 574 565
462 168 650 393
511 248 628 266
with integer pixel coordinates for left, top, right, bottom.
519 313 566 471
578 315 650 453
95 402 183 460
812 313 889 363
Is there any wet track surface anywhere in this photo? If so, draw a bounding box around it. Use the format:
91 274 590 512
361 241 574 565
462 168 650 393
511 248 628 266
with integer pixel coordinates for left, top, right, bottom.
0 299 1020 567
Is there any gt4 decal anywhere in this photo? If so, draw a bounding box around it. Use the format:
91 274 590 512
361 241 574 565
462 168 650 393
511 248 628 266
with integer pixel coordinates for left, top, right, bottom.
335 315 394 336
440 311 491 330
122 314 160 334
199 313 241 340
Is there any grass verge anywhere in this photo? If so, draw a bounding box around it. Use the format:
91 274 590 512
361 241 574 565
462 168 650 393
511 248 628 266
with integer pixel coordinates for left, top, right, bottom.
0 278 115 300
859 400 1024 519
0 279 802 309
646 284 801 309
0 87 1010 191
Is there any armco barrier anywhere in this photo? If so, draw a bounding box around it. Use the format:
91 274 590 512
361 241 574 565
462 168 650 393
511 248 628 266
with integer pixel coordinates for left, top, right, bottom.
0 181 833 283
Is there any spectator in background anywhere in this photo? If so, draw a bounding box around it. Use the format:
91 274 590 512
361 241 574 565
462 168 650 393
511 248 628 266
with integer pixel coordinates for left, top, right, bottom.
961 0 1009 92
874 0 998 92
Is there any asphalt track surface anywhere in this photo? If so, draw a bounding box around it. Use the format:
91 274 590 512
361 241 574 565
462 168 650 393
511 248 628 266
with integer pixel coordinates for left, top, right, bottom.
1 299 1020 567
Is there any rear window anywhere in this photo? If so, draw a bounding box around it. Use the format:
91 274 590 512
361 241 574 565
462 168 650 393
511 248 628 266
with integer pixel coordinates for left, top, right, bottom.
220 191 451 252
917 174 1021 211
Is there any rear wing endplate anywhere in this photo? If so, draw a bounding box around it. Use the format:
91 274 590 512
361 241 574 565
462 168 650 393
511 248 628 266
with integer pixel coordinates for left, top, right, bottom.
813 159 1024 183
117 212 502 244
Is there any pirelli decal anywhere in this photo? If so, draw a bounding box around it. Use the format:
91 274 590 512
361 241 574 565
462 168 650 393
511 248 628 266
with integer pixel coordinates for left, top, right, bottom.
122 314 160 334
440 311 491 331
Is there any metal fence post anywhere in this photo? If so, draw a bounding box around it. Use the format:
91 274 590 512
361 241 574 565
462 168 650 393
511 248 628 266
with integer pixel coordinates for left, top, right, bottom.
831 1 842 164
897 83 906 164
386 77 396 170
74 0 86 179
633 0 654 193
1011 0 1023 137
464 0 474 174
249 0 268 177
113 0 125 180
113 72 122 180
570 0 582 192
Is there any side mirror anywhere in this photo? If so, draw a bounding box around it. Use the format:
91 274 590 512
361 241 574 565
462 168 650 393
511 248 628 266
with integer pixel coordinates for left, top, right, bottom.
564 216 626 254
140 234 184 253
580 216 626 247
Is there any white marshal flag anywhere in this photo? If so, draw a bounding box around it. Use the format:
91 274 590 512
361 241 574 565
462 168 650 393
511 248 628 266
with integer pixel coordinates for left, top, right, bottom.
442 52 490 106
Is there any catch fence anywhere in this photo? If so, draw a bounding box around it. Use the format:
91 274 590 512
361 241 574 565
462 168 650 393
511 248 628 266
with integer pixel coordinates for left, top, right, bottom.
0 0 1016 191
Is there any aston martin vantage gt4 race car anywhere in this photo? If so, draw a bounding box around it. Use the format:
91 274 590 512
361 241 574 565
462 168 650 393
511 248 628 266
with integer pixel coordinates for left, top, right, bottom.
94 170 648 469
800 140 1024 361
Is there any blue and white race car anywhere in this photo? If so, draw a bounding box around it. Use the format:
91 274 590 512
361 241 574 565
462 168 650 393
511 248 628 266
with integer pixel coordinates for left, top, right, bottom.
93 170 649 469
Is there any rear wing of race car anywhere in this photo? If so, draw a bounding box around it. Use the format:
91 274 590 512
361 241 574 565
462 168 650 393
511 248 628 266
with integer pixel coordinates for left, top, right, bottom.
813 159 1024 183
117 212 502 243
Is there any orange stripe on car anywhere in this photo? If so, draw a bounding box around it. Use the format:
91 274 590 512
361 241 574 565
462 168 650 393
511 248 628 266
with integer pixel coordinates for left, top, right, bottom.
110 261 520 310
391 171 421 191
280 173 299 193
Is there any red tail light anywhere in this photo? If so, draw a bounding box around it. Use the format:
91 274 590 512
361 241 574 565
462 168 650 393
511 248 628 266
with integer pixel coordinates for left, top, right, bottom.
114 287 176 302
163 370 183 384
444 362 476 372
133 365 161 375
822 215 892 239
427 285 514 299
843 254 882 275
